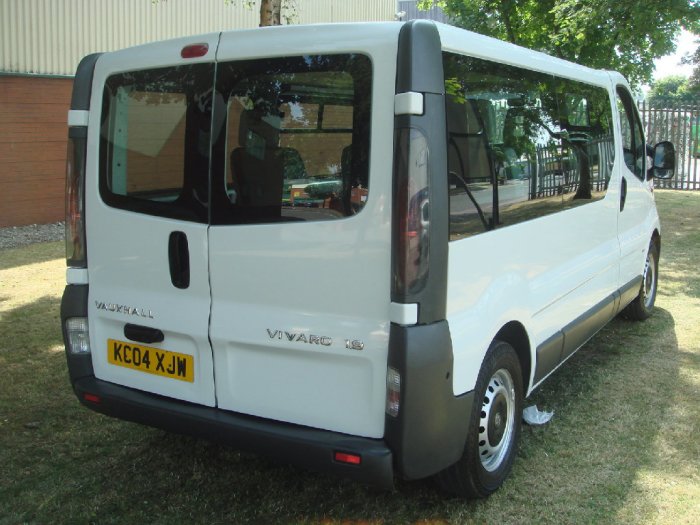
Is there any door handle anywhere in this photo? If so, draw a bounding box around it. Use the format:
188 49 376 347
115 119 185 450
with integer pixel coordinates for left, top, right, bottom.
124 323 164 344
168 231 190 289
620 177 627 212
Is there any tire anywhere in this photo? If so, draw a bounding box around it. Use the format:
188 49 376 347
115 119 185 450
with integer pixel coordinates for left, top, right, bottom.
436 340 523 498
622 239 659 321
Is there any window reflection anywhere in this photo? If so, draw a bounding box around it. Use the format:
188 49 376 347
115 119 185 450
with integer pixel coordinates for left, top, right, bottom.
212 54 372 224
100 64 215 222
443 53 615 241
616 87 646 180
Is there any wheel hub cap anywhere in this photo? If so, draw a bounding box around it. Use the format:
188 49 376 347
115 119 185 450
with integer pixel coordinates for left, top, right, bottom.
478 369 515 472
642 250 656 309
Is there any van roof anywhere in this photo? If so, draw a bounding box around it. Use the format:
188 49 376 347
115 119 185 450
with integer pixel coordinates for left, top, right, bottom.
216 20 617 88
434 22 614 87
103 20 618 89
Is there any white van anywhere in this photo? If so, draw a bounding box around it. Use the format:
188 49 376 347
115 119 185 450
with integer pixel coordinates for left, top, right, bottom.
62 20 676 497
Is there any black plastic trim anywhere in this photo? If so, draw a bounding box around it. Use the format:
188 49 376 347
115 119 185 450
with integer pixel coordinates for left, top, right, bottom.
168 231 191 289
562 294 616 360
385 321 472 480
69 375 394 490
66 53 100 269
533 332 563 384
70 53 102 111
124 324 165 344
396 20 445 95
618 275 643 311
620 177 628 212
393 21 448 324
68 126 88 139
60 284 94 382
534 277 645 384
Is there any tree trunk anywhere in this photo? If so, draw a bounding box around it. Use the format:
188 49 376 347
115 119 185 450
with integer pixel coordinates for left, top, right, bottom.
572 144 592 200
259 0 281 26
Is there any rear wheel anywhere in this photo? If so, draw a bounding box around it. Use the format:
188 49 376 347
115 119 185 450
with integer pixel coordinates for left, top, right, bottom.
436 340 523 498
623 239 659 321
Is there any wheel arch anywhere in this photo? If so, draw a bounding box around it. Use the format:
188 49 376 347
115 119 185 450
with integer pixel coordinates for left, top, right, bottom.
494 321 531 393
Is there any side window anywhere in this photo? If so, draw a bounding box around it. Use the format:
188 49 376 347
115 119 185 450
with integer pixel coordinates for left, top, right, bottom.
443 52 614 241
557 79 615 199
99 64 214 222
211 54 372 225
616 87 646 180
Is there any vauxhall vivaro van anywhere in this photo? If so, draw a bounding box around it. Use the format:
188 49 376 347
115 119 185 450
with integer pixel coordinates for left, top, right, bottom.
62 20 675 497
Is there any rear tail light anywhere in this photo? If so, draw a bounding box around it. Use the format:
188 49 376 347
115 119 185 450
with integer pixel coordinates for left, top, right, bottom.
65 317 91 354
66 135 87 267
386 366 401 417
393 128 430 297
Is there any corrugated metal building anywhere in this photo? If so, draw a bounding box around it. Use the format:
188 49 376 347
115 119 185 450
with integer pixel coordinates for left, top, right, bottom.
1 0 398 76
0 0 397 227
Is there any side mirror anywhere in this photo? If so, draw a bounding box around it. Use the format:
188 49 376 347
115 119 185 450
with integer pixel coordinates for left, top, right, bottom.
648 141 675 180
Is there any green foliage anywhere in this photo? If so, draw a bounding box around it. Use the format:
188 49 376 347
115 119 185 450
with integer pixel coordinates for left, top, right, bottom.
647 75 699 104
683 42 700 90
418 0 700 87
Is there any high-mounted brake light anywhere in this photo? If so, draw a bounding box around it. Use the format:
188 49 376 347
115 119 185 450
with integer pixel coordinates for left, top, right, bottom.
181 43 209 59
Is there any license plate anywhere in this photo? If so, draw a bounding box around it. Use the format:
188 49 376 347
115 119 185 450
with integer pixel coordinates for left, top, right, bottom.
107 339 194 382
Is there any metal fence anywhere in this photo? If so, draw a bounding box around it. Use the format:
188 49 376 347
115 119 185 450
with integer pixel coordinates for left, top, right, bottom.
533 136 614 198
638 101 700 190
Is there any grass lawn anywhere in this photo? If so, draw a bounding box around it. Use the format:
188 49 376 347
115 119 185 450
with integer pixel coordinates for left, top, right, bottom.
1 190 699 524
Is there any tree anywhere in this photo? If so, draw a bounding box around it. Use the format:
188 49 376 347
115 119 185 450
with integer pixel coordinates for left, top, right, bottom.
235 0 297 26
647 75 699 104
258 0 281 26
153 0 296 26
418 0 700 87
683 41 700 90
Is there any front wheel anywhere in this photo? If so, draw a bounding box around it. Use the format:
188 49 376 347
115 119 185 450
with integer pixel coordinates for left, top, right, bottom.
436 340 523 498
623 239 659 321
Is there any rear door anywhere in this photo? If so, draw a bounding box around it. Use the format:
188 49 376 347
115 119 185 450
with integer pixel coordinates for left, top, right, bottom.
208 27 397 438
86 35 220 406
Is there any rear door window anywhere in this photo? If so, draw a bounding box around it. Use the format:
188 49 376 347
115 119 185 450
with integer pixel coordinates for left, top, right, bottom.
210 54 372 224
99 64 215 222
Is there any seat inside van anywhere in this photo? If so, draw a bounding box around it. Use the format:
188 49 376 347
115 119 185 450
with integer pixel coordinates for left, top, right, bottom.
446 97 494 185
230 109 285 210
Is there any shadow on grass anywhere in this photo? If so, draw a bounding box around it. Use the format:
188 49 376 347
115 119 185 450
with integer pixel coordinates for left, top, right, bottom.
0 241 63 272
0 294 63 360
658 267 700 299
0 295 65 436
519 308 683 523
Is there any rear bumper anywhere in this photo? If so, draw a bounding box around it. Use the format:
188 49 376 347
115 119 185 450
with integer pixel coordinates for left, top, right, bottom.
62 285 470 488
72 375 394 489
